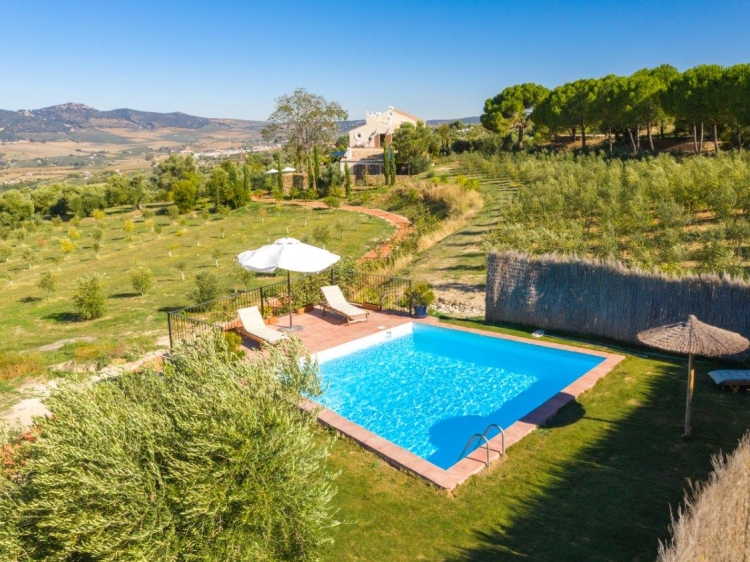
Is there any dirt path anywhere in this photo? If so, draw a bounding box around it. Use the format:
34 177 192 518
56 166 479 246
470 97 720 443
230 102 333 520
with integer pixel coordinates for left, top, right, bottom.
276 200 412 260
402 165 515 315
1 350 166 431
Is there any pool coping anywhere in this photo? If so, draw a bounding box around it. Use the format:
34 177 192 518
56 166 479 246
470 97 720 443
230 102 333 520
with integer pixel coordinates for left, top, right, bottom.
303 317 626 491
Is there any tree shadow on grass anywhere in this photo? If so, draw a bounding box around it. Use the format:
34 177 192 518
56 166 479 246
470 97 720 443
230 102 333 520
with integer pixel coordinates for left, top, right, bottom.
444 360 750 562
19 296 42 304
439 264 487 272
157 304 189 313
111 292 140 299
43 312 80 323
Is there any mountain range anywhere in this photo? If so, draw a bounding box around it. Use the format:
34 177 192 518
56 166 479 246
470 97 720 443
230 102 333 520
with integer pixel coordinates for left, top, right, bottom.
0 103 479 141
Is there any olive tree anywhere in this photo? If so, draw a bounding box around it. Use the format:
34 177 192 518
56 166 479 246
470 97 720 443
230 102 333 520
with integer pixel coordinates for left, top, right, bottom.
262 88 348 167
0 334 338 561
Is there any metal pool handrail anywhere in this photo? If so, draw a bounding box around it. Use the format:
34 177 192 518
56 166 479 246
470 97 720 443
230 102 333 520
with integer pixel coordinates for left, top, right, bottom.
460 434 491 466
459 424 506 466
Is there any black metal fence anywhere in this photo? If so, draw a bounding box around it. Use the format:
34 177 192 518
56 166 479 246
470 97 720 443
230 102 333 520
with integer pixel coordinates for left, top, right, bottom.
167 269 412 347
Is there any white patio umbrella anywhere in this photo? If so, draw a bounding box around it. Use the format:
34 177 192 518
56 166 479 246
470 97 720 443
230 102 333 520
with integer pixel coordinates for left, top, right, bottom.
237 238 340 331
264 168 279 174
281 166 296 173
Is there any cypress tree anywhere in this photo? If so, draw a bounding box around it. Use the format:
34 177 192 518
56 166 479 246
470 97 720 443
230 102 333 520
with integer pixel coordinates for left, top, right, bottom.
275 153 283 194
383 146 388 185
388 148 396 186
307 155 314 191
313 146 320 192
344 164 351 198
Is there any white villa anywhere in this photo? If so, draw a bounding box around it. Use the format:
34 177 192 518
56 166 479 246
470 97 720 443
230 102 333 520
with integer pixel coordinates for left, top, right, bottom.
340 106 421 176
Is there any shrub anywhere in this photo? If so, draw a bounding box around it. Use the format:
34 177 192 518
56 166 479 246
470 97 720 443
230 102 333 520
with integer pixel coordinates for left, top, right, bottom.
167 204 180 221
37 271 56 297
72 274 107 320
59 237 76 256
324 195 341 209
191 271 221 303
312 225 331 247
0 334 337 561
129 265 154 296
402 283 435 307
0 242 12 262
0 351 45 382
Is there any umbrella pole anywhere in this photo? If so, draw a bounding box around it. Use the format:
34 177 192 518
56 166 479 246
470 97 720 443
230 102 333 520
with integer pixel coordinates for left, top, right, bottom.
684 353 695 437
287 270 293 329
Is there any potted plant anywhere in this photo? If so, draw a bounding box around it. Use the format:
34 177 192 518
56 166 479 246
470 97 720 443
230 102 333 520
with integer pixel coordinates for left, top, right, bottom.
403 283 435 318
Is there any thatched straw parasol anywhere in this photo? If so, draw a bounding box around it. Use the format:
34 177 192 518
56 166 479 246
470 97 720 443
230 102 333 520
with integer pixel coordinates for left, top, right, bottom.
638 315 749 437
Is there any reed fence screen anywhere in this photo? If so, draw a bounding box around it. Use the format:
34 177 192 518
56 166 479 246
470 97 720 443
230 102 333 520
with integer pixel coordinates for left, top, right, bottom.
486 251 750 361
168 269 412 347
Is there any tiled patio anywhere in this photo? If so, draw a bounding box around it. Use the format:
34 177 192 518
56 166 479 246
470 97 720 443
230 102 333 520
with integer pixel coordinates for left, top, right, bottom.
238 307 625 491
238 306 418 354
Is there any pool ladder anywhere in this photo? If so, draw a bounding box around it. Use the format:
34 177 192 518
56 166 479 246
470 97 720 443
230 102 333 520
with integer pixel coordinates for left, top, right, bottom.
459 424 505 466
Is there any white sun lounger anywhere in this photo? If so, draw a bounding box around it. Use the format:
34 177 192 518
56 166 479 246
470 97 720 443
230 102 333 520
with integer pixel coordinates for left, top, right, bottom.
320 285 369 325
708 370 750 394
237 306 286 345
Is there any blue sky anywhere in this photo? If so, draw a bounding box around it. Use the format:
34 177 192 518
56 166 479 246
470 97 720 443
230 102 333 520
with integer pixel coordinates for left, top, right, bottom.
1 0 749 120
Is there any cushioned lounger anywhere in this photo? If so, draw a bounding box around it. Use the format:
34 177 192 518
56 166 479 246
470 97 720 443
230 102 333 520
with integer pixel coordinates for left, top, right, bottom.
708 370 750 393
237 306 286 345
320 285 369 325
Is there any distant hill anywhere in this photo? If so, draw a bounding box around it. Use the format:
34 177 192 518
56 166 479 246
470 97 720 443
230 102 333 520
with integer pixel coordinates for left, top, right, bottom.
338 116 480 133
0 103 266 141
426 116 481 126
0 102 480 141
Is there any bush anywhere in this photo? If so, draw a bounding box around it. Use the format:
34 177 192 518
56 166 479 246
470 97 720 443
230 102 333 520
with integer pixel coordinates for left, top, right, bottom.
191 271 221 303
0 351 45 382
0 334 337 561
402 282 435 307
324 195 341 209
37 271 56 297
72 274 107 320
0 242 12 262
129 265 154 296
167 204 180 221
311 224 331 247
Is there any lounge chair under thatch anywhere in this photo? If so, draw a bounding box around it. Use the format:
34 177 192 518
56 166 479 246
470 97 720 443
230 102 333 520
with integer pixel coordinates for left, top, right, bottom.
237 306 286 345
708 370 750 393
320 285 369 325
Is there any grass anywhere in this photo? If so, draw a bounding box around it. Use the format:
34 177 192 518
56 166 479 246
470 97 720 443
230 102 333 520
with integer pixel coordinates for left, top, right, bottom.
0 202 393 361
321 318 750 561
402 163 514 299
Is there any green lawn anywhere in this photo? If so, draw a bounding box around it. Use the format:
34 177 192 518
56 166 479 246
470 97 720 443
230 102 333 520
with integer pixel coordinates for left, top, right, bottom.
0 202 393 362
322 319 749 561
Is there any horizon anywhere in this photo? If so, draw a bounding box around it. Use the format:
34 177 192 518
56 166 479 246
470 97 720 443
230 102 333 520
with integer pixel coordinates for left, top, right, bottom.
2 0 750 121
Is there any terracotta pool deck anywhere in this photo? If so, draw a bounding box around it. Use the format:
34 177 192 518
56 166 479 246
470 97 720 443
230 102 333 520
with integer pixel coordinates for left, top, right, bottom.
240 308 625 491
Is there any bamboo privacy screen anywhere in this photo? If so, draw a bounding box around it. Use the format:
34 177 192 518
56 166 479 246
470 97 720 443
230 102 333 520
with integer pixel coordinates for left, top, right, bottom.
486 251 750 361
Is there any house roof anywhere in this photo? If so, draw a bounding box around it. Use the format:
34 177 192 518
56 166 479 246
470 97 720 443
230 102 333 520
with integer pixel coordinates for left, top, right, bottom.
392 108 421 122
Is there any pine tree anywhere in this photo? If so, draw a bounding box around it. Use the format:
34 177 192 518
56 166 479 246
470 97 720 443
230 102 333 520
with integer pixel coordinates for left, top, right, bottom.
344 164 352 199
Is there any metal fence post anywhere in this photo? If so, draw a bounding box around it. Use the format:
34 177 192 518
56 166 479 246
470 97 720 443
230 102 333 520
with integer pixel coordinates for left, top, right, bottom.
167 312 173 348
259 286 265 317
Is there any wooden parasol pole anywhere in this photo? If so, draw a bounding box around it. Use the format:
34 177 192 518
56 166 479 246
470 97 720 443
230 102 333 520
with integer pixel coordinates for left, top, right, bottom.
685 353 695 437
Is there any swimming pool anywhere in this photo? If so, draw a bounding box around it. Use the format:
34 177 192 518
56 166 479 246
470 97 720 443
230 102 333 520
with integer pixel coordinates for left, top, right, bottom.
316 322 607 471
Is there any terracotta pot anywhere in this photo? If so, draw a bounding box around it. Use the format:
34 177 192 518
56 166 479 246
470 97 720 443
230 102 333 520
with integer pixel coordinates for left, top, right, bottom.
264 316 279 325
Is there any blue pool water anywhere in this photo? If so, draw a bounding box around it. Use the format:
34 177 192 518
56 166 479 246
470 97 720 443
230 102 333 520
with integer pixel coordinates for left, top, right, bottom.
318 323 604 469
